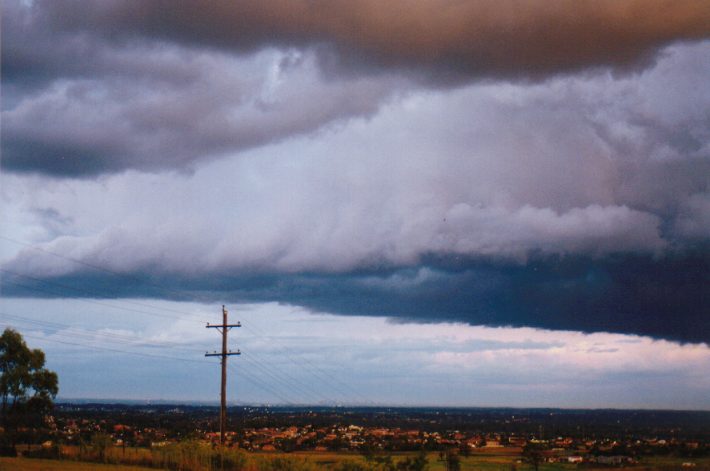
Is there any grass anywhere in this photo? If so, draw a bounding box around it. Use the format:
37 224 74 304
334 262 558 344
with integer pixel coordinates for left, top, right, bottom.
3 449 710 470
1 452 526 471
639 454 710 468
0 456 154 470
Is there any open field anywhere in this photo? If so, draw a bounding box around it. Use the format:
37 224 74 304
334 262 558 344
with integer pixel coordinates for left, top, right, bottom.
260 450 710 470
3 451 710 471
260 451 523 470
0 457 153 470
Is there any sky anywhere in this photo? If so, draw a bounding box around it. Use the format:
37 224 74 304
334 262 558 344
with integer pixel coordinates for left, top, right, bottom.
1 0 709 408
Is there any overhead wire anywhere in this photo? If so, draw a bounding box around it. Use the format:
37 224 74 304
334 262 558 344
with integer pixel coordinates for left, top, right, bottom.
0 313 298 405
2 276 183 321
0 235 196 304
240 319 372 404
0 312 204 353
3 269 339 396
1 267 205 320
227 364 296 406
0 308 336 404
0 312 315 405
8 326 208 364
1 235 372 405
239 351 332 404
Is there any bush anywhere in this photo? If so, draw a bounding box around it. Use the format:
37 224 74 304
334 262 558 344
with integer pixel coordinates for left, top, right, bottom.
257 455 317 471
0 445 16 457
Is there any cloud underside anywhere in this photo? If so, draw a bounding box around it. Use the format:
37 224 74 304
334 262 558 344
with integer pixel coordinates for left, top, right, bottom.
3 0 710 175
10 0 710 78
2 251 708 344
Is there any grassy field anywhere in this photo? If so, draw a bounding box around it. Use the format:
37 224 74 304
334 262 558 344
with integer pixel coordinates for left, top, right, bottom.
2 452 523 471
281 451 525 470
277 451 710 470
2 450 709 470
0 454 530 471
0 457 154 470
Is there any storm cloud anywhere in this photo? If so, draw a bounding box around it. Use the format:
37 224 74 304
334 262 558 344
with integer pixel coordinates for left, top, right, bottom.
3 251 708 344
10 0 710 80
1 1 709 345
3 0 710 176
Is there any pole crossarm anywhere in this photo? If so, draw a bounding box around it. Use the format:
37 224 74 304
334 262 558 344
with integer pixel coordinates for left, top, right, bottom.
205 351 241 357
206 322 241 331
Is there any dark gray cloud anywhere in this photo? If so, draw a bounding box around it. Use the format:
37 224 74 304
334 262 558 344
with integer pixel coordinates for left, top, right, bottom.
1 43 405 176
3 0 710 177
14 0 710 81
2 251 707 344
2 1 409 176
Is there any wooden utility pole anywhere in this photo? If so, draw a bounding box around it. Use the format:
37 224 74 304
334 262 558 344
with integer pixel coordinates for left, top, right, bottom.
206 305 241 445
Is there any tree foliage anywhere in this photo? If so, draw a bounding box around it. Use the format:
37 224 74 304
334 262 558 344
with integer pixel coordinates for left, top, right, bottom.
522 443 545 471
438 449 460 471
0 328 58 442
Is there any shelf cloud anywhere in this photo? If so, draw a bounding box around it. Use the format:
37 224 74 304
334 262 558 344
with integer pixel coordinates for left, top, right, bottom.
1 1 708 346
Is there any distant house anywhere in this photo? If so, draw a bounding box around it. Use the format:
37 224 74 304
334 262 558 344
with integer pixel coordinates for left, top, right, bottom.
508 437 527 447
466 438 481 448
596 455 633 466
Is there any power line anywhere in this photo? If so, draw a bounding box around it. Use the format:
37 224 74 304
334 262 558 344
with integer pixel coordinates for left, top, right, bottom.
2 277 181 321
239 352 333 404
8 327 208 364
1 267 204 320
3 276 367 404
228 364 295 406
1 236 371 405
0 312 340 405
4 270 357 401
3 280 368 404
0 268 202 320
0 316 296 405
240 319 372 404
0 235 191 302
0 312 203 353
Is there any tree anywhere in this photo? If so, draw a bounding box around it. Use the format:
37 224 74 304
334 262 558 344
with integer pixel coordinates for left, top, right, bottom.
397 449 428 471
439 449 460 471
0 328 58 447
522 443 545 471
91 432 113 463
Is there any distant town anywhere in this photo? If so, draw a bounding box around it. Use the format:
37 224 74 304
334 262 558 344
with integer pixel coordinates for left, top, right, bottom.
44 404 709 466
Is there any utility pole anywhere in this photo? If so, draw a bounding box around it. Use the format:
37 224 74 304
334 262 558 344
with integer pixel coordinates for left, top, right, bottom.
206 305 241 445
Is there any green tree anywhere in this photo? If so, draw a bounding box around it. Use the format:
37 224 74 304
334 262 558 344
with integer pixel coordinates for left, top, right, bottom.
397 449 428 471
91 432 113 463
0 328 58 447
522 443 545 471
439 450 460 471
